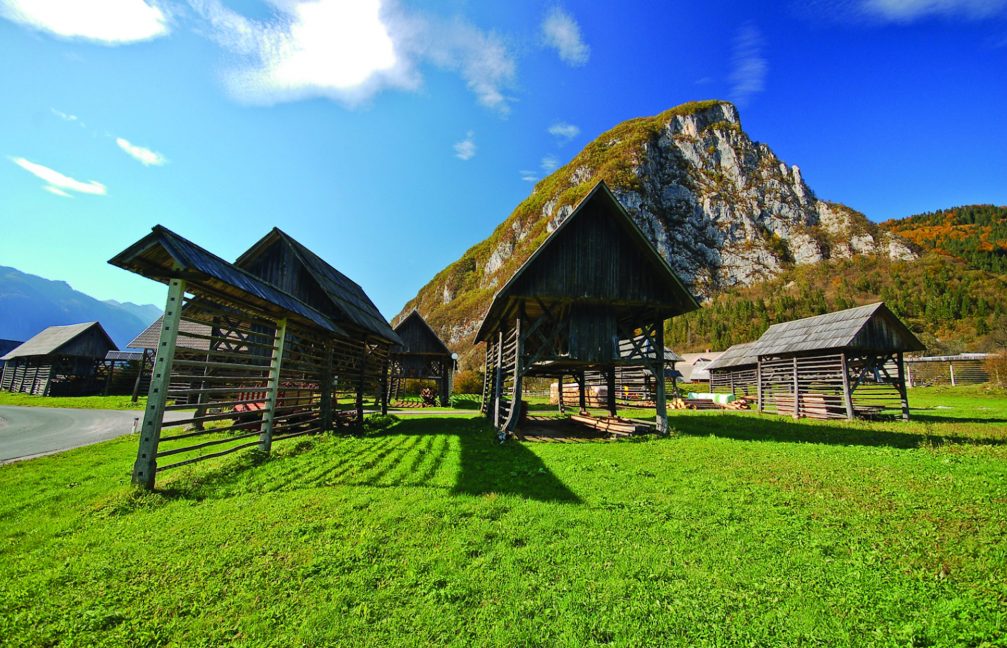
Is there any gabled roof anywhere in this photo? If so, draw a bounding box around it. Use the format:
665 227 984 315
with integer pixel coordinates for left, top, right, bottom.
392 310 452 355
750 302 925 357
1 322 116 360
475 181 699 342
108 226 346 336
705 342 758 371
127 316 211 351
236 228 400 345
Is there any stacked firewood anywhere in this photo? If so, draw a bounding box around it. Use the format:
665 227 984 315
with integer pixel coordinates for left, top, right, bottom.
723 397 751 410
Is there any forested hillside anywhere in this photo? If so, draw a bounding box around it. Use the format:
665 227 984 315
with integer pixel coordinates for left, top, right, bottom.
880 205 1007 273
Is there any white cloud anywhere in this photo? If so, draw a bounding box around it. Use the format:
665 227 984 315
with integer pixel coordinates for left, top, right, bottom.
50 109 78 122
541 7 589 66
10 157 107 196
547 121 580 143
729 23 767 107
860 0 1007 21
520 170 539 182
191 0 516 112
454 131 476 160
541 155 559 172
116 137 167 166
0 0 168 44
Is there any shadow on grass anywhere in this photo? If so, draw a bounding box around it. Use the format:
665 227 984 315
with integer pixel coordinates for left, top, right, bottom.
158 416 581 504
671 412 1007 449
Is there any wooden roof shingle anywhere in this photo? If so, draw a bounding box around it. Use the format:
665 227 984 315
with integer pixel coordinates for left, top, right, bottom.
749 302 925 357
705 342 758 371
1 322 116 360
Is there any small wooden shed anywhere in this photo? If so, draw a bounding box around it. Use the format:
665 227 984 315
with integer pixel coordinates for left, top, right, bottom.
0 322 117 396
388 310 454 406
706 342 758 397
752 302 924 420
475 181 699 439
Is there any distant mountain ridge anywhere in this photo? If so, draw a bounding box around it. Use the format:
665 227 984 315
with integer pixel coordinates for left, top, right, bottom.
0 266 160 349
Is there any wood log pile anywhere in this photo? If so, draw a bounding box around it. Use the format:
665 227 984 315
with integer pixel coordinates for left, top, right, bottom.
669 396 752 411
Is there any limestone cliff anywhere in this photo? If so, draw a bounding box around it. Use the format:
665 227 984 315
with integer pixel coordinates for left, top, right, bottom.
398 100 916 365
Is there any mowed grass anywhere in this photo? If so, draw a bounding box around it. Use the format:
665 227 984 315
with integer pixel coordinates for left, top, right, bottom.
0 392 147 410
1 388 1005 646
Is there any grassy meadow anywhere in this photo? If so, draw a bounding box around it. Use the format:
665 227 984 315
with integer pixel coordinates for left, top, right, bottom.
0 386 1005 646
0 392 147 410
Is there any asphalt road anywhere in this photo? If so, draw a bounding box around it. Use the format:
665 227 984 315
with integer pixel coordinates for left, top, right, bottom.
0 407 190 464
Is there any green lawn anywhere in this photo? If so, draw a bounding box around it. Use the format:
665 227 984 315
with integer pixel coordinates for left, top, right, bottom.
0 392 147 410
1 387 1005 646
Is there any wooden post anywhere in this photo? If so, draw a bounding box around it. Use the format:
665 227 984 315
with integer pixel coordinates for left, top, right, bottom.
132 277 186 490
259 317 288 454
355 344 367 431
905 361 913 388
578 370 587 414
506 315 524 436
757 358 764 413
655 321 667 435
379 355 389 416
949 362 956 386
320 342 334 431
897 351 910 421
792 357 800 419
439 360 450 407
493 331 504 428
840 353 855 421
557 373 566 414
605 366 617 417
130 350 149 403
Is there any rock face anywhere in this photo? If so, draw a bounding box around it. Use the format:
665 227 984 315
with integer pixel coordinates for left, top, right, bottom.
399 100 916 359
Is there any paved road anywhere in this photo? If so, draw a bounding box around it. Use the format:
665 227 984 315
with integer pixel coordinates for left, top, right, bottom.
0 407 190 464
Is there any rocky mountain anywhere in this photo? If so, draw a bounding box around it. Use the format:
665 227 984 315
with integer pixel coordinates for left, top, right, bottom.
0 266 160 349
398 100 917 366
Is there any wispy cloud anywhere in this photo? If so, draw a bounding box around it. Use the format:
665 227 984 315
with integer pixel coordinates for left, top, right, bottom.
454 131 476 160
116 137 167 166
728 23 767 107
50 108 78 122
547 121 580 144
860 0 1007 21
520 170 539 182
541 7 590 66
541 155 559 172
191 0 516 112
0 0 168 44
10 156 107 197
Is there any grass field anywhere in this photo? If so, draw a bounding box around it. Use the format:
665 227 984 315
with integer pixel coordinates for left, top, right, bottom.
0 392 147 410
1 387 1005 646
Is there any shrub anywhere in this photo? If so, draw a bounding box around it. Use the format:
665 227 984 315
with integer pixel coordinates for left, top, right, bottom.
453 369 484 395
983 353 1007 386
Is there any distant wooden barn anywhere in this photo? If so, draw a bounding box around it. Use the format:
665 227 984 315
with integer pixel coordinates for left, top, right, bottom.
751 302 924 420
387 310 454 406
476 181 699 439
0 322 117 396
706 342 758 397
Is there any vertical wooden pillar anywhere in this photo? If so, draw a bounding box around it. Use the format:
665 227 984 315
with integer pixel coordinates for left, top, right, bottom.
259 318 288 454
840 353 855 421
757 358 764 413
130 350 149 403
320 342 334 431
133 277 186 490
654 321 668 435
439 360 450 407
578 370 587 414
605 367 617 417
493 331 504 428
792 357 800 419
506 315 525 436
905 361 913 388
557 373 566 414
897 351 910 421
949 362 956 386
355 344 367 430
379 355 389 416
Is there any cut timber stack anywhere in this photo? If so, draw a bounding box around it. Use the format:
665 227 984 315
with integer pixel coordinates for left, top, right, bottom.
670 397 721 410
724 397 751 410
774 393 845 420
569 414 650 437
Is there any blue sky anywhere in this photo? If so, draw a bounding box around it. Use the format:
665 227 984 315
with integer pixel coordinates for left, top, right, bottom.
1 0 1005 318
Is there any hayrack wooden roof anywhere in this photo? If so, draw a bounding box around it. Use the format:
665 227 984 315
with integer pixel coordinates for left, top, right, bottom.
705 342 758 371
108 226 347 336
1 322 116 360
236 228 400 345
749 302 925 358
127 316 211 351
474 181 699 342
392 310 452 356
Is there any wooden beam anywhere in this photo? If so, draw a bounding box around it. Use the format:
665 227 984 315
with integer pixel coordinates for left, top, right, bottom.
320 342 334 431
258 317 288 454
841 352 855 421
133 277 186 490
792 356 800 419
654 320 667 435
897 351 910 421
493 331 504 428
